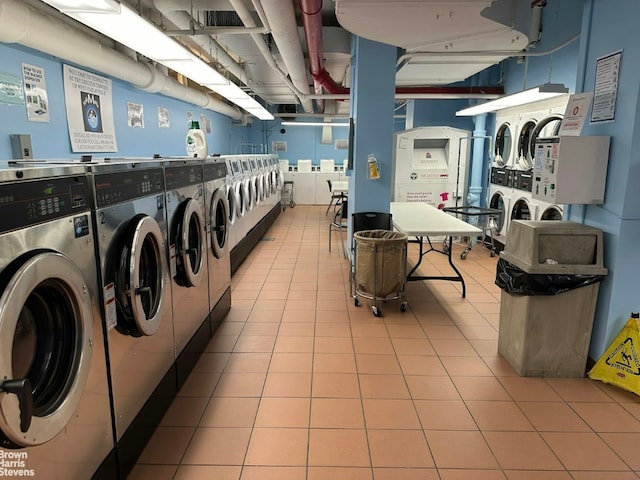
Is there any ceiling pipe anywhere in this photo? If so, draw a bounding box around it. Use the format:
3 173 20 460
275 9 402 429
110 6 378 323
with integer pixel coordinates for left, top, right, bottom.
153 0 248 84
259 0 314 113
227 0 314 113
0 0 242 120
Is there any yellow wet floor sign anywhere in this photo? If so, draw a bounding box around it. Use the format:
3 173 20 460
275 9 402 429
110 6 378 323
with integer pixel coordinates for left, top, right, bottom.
589 313 640 395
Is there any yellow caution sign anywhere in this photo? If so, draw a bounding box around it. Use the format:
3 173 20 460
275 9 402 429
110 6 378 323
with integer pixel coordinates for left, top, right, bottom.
589 313 640 395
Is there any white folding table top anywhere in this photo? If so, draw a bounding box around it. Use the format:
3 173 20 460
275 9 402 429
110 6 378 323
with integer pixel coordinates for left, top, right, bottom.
390 202 482 237
332 180 349 194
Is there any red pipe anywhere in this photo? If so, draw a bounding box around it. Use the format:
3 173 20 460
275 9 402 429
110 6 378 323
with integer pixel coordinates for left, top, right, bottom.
299 0 505 103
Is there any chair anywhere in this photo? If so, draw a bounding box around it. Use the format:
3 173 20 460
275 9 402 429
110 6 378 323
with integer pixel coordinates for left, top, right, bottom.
326 179 346 216
329 199 349 258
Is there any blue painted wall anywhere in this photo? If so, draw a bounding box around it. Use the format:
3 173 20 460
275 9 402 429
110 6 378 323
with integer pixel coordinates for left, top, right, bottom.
0 43 248 160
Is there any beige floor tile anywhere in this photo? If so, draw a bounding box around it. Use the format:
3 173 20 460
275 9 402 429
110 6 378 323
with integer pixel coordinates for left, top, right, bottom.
269 352 313 373
281 309 315 323
430 338 479 356
316 310 350 323
450 376 511 401
362 399 421 429
426 430 498 469
241 322 280 336
368 430 434 467
137 426 194 464
545 378 615 402
373 468 440 480
440 356 495 376
181 427 251 465
240 466 306 480
466 400 534 431
600 433 640 470
568 472 640 480
314 336 354 354
224 352 272 373
397 355 447 376
262 372 312 397
245 428 308 466
353 337 395 354
174 465 242 480
233 335 277 352
414 399 477 430
315 323 352 337
517 402 591 432
498 377 563 401
277 322 315 336
192 352 230 373
351 323 389 338
405 375 461 400
160 396 209 427
307 467 373 480
541 432 630 471
310 398 364 428
177 372 221 397
312 372 361 398
439 469 507 480
356 354 402 375
206 335 239 353
213 372 266 397
274 335 314 353
484 431 564 470
569 402 640 432
308 429 370 467
314 353 357 373
254 397 310 428
199 397 260 427
390 337 436 355
358 374 410 399
127 464 178 480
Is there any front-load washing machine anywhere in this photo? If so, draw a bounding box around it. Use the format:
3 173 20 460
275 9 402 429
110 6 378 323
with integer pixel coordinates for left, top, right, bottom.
226 156 248 250
487 182 512 244
240 156 256 234
0 164 114 479
249 157 265 225
203 158 231 334
88 159 175 476
162 158 209 388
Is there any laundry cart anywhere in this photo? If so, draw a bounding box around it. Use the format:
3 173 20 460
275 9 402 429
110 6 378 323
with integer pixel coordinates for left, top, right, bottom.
281 180 295 210
442 205 502 259
353 230 408 317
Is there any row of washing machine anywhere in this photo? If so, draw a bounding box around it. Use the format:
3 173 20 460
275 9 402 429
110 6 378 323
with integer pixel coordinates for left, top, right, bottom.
487 96 569 244
0 156 241 479
222 154 282 253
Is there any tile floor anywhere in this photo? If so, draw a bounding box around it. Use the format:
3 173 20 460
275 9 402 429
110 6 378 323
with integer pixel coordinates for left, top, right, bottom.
130 205 640 480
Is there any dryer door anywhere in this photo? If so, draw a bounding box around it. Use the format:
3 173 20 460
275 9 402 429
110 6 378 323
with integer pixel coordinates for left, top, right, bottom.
210 188 230 259
518 120 537 170
494 122 513 167
173 198 205 288
226 185 238 226
489 192 507 235
116 214 165 337
0 252 93 448
235 181 246 217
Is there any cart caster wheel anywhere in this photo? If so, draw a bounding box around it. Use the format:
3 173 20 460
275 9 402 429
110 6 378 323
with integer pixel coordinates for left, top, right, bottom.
490 250 496 257
372 306 381 317
354 298 360 307
400 302 407 313
460 251 468 260
442 240 449 253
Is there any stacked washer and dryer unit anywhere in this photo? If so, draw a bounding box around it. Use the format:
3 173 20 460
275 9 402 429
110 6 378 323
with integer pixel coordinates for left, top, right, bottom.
0 163 116 480
489 96 569 246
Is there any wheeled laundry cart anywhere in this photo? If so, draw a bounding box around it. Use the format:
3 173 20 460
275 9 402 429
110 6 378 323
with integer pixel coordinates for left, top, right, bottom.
442 205 502 259
281 180 295 210
352 230 408 317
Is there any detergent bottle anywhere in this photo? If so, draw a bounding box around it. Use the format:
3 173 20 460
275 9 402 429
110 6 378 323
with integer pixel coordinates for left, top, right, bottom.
186 121 208 158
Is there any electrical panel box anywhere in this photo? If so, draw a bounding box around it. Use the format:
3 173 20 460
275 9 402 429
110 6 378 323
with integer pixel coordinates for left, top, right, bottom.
10 134 33 160
532 136 610 205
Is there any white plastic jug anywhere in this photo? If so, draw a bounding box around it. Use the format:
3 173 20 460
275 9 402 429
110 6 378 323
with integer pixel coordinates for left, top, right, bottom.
186 121 208 158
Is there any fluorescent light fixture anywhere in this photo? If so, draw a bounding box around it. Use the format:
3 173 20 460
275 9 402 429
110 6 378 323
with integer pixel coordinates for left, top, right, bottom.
281 121 350 127
455 83 569 116
40 0 274 120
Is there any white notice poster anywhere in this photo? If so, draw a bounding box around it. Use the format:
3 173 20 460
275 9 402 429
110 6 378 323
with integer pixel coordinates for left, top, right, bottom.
63 64 117 152
22 63 49 122
591 50 622 123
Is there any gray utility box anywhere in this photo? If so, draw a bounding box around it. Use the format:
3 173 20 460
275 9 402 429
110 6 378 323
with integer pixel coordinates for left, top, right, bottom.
498 220 607 377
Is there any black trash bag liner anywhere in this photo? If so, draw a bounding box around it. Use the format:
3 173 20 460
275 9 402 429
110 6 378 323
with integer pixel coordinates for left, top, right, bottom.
495 258 606 296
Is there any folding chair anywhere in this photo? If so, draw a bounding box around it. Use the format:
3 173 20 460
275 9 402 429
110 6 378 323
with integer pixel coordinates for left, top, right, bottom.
325 179 346 216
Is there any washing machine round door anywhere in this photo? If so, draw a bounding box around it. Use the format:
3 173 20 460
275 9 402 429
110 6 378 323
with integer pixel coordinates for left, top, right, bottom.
511 198 533 221
494 122 513 167
540 205 563 220
244 179 254 211
116 214 165 337
271 170 278 194
518 120 537 169
210 188 229 259
253 176 262 205
235 182 246 217
263 174 270 199
489 192 507 233
173 198 205 288
226 185 238 225
530 114 564 159
0 252 93 448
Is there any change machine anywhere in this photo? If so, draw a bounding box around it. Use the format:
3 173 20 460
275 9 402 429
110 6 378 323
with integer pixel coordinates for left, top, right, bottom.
392 126 471 208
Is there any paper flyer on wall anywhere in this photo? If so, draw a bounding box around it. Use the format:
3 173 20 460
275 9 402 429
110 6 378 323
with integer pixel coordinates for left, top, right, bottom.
22 63 49 122
63 64 117 152
127 102 144 128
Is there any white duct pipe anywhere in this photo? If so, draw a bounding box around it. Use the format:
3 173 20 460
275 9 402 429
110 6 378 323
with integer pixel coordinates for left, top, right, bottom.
0 0 242 120
228 0 313 113
153 0 248 84
260 0 314 112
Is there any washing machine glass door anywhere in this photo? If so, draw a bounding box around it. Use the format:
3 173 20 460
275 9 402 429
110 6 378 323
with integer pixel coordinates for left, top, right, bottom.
235 181 246 217
511 198 532 221
253 176 262 205
244 179 254 211
494 122 512 166
489 193 506 233
173 198 205 288
210 188 230 259
226 185 238 226
541 205 563 220
116 214 165 337
518 120 537 170
0 252 93 448
271 170 278 194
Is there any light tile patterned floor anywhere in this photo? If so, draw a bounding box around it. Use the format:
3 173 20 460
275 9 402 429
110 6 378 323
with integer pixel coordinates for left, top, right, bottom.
131 205 640 480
